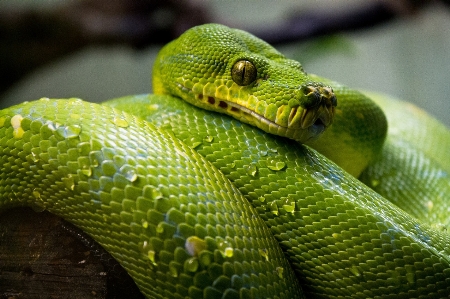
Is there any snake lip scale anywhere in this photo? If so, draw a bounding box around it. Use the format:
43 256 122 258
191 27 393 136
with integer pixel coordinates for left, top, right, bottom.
187 88 333 143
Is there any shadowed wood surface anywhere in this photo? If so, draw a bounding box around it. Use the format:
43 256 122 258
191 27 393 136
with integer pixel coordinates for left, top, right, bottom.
0 208 144 299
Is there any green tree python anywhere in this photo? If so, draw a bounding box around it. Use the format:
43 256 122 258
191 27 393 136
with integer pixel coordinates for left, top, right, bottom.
1 24 449 298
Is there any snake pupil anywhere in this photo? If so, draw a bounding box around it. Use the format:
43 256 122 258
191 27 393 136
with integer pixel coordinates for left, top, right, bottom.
232 60 257 86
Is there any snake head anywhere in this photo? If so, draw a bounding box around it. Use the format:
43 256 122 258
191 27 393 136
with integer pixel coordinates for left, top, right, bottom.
153 24 337 143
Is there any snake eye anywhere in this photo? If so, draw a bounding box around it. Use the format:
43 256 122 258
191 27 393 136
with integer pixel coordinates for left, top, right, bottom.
231 60 257 86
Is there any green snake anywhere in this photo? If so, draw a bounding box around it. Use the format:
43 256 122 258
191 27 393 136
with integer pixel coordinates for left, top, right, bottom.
1 23 449 298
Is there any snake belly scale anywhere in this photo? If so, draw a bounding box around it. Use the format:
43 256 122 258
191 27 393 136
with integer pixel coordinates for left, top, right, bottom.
1 23 450 298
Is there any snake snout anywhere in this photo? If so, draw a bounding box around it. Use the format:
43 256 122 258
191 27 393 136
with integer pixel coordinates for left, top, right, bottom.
270 83 337 142
298 84 337 131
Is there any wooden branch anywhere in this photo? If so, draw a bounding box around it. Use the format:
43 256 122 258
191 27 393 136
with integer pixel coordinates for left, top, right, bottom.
0 208 144 299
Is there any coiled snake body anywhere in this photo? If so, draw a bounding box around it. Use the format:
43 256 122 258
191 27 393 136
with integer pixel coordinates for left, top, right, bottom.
1 24 449 298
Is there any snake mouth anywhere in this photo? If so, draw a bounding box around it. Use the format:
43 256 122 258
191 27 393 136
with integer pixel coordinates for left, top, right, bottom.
194 93 334 143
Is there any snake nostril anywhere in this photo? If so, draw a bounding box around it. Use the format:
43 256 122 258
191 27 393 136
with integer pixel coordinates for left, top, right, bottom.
301 85 321 109
302 85 316 95
319 86 337 108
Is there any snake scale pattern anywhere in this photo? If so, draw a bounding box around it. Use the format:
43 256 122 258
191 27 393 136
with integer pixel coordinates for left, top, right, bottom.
1 24 449 298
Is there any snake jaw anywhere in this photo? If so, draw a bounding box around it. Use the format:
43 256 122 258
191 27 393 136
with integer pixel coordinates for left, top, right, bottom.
188 93 319 143
181 82 337 143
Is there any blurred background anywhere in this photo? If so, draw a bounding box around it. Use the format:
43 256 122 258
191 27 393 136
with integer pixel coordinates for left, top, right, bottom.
1 0 449 126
